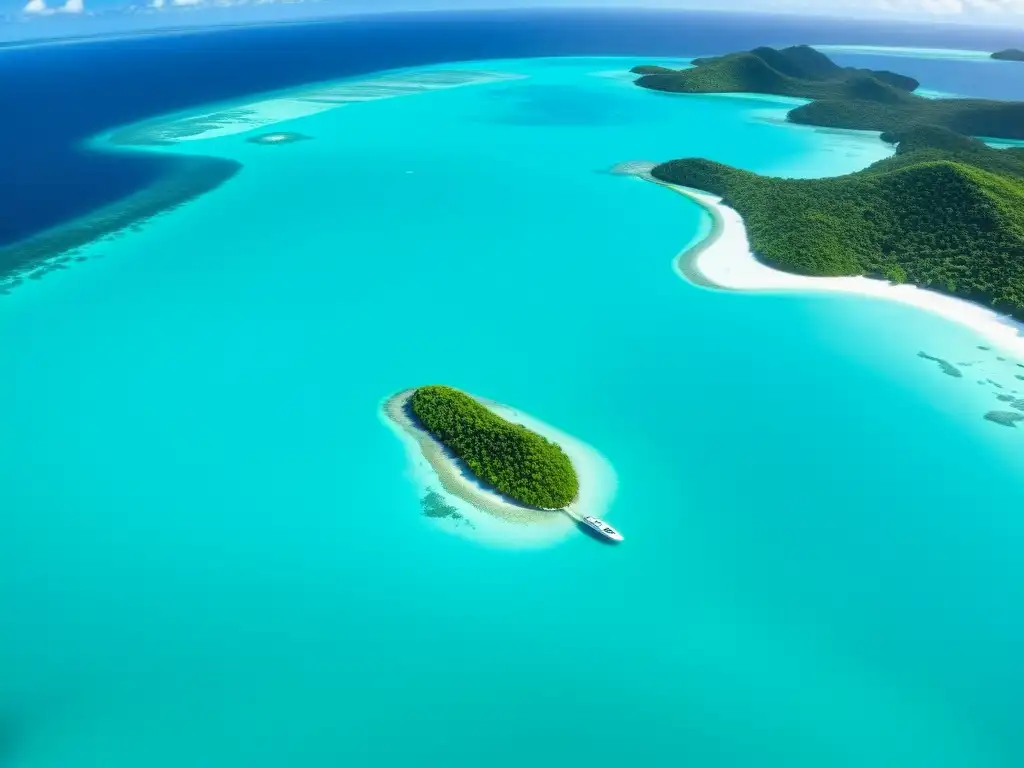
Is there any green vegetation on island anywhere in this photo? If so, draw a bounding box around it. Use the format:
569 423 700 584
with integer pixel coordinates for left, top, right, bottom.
630 45 1024 316
633 46 919 97
633 45 1024 140
652 126 1024 317
409 385 579 509
992 49 1024 62
631 64 679 75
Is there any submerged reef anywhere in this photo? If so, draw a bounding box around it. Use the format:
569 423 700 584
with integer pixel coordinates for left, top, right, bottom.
421 490 473 528
0 156 240 289
107 69 525 146
984 411 1024 427
918 352 963 378
995 395 1024 411
3 68 531 288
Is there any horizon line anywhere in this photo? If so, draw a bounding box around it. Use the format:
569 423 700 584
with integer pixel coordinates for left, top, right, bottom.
0 5 1017 49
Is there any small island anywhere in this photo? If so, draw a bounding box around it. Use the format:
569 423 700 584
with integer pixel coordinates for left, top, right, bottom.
633 45 1024 140
383 386 617 538
992 49 1024 62
408 385 579 509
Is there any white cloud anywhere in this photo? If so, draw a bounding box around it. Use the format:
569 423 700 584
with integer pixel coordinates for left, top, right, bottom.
158 0 269 6
766 0 1024 17
868 0 1024 13
22 0 82 13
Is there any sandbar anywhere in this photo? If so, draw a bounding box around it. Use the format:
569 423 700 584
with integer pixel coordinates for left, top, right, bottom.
109 69 526 146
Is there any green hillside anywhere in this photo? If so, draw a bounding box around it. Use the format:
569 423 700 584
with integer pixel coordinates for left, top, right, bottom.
632 45 919 97
633 46 1024 140
652 128 1024 318
409 385 579 509
631 64 678 75
992 49 1024 62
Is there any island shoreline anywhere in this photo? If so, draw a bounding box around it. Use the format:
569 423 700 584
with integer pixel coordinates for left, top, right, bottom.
383 390 616 528
637 173 1024 356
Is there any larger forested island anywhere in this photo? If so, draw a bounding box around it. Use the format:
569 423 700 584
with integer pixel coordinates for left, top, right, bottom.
633 45 1024 140
409 385 579 509
632 46 1024 319
992 49 1024 62
652 127 1024 317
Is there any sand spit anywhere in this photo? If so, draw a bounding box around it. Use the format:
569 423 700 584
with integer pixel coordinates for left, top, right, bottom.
613 161 1024 357
383 390 616 538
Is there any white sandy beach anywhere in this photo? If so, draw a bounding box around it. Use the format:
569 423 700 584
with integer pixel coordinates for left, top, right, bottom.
609 161 1024 357
382 390 617 546
656 180 1024 357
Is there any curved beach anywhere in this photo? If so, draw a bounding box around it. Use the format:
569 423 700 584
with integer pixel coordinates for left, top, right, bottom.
637 172 1024 357
384 389 616 531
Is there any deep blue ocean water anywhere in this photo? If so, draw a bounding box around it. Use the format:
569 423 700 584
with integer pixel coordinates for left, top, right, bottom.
1 12 1023 768
3 9 1024 246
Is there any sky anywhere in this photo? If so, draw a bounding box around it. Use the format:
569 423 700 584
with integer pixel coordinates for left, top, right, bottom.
2 0 1023 42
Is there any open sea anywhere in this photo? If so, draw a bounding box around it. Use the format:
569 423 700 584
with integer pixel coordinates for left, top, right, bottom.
1 11 1022 768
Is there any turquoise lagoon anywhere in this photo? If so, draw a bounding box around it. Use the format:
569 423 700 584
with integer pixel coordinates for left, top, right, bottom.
1 57 1023 767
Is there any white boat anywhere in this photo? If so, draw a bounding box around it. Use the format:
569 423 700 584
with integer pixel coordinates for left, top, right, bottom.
583 516 624 542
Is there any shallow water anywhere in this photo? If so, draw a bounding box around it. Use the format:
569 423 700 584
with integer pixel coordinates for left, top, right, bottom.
1 56 1022 768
